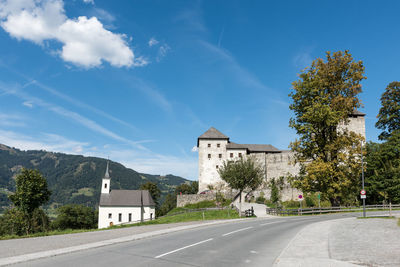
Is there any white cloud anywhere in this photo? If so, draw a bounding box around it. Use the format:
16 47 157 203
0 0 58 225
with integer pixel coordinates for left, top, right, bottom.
83 0 94 4
22 100 33 108
191 146 198 152
0 113 25 127
157 44 170 62
148 37 158 47
0 0 142 68
0 129 89 154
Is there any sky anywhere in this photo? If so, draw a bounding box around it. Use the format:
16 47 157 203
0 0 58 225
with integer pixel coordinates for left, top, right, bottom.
0 0 399 181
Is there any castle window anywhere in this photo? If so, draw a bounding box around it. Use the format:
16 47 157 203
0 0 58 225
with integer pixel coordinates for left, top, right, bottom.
104 183 107 189
208 154 211 159
216 165 219 169
129 213 132 222
230 153 233 158
118 213 122 222
108 213 112 219
208 143 211 148
217 144 220 148
219 154 222 159
239 153 242 158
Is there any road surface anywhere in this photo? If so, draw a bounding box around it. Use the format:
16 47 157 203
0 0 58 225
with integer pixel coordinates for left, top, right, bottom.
12 212 372 267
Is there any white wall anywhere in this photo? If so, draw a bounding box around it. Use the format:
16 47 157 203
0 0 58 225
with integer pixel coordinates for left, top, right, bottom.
198 139 229 192
98 206 155 229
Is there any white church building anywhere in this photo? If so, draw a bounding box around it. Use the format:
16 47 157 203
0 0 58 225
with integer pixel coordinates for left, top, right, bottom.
197 110 366 200
98 162 156 229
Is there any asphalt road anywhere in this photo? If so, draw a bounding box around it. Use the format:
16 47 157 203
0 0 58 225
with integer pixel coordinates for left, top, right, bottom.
13 213 367 267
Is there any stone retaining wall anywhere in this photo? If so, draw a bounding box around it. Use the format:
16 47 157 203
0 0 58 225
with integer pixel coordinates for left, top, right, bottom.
177 193 216 207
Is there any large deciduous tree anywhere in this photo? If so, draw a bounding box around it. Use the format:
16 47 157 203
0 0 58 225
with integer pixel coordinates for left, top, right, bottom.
376 81 400 140
289 50 366 206
9 169 51 234
218 157 263 215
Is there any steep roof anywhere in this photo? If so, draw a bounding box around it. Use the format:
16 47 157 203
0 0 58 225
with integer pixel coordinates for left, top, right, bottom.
197 127 229 146
99 190 155 207
226 142 280 153
198 127 229 139
350 109 366 117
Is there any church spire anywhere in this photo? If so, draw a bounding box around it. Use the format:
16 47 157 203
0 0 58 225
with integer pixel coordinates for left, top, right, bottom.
104 160 110 179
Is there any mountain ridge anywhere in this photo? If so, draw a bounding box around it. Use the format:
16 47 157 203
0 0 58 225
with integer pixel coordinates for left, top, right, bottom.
0 144 190 211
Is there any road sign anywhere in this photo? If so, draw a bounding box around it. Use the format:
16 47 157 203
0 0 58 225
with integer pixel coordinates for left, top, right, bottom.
360 189 366 195
298 194 303 201
360 195 366 199
317 193 321 200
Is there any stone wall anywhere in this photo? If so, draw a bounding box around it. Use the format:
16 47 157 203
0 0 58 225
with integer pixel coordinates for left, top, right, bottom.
177 193 216 207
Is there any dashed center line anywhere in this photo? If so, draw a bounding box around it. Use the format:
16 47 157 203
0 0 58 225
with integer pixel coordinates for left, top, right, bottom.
154 238 213 258
259 221 285 226
222 226 253 237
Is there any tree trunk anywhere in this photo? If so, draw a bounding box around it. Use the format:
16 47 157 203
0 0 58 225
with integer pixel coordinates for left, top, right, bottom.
239 190 242 217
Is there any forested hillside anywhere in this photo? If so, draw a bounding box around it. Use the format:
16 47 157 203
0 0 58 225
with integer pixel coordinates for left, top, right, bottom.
0 144 189 212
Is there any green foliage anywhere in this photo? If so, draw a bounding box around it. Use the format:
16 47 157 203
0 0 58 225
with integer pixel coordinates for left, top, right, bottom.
158 193 177 217
289 50 366 206
365 131 400 204
376 81 400 140
9 169 51 215
175 181 198 195
140 181 161 206
52 204 97 230
218 157 263 200
269 177 284 203
0 208 49 236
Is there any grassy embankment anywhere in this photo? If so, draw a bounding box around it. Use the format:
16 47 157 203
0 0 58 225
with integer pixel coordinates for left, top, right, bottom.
0 200 240 240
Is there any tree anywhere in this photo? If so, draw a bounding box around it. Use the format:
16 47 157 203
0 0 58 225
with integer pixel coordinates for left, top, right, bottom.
218 157 263 215
52 204 97 230
9 169 51 234
376 81 400 140
365 130 400 204
289 50 366 206
140 182 161 206
175 181 198 195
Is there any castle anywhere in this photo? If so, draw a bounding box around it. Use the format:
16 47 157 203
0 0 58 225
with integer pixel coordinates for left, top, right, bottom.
197 111 366 200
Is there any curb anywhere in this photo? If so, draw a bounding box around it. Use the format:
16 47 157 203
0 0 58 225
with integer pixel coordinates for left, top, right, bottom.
0 218 251 266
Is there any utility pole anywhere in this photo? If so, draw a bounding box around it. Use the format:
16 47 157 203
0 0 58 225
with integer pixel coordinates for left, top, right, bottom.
361 141 366 218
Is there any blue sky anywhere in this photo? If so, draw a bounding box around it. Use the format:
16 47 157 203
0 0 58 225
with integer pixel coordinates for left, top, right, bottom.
0 0 399 180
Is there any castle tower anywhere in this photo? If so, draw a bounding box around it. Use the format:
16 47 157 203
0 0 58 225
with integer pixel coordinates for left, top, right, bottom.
197 127 229 193
101 161 111 194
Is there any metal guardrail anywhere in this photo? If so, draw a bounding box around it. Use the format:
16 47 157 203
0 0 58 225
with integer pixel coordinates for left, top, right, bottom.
266 204 400 216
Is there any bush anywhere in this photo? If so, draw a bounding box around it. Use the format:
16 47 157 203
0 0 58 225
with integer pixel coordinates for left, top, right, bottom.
0 208 49 236
52 204 96 230
256 196 266 204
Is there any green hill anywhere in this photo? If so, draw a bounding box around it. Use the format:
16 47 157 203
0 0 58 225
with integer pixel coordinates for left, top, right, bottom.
0 144 190 212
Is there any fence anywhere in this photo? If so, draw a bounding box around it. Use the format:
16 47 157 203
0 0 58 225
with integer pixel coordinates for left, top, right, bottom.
266 204 400 216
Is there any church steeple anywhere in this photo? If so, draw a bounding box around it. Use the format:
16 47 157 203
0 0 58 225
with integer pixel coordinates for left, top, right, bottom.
101 161 111 194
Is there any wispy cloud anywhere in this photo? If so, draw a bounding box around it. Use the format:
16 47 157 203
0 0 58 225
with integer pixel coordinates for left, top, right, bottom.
0 129 89 154
148 37 159 47
0 113 26 127
293 49 313 70
199 40 270 91
125 76 173 113
0 82 149 150
22 101 33 108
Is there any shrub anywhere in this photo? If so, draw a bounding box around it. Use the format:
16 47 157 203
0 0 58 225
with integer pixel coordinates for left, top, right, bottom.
0 208 49 236
52 204 96 230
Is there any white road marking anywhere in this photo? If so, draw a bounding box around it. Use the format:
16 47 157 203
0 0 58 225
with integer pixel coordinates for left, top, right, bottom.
259 221 285 226
222 226 253 237
154 238 213 258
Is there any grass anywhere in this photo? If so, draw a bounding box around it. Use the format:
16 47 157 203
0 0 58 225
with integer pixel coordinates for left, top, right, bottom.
0 208 241 240
398 218 400 227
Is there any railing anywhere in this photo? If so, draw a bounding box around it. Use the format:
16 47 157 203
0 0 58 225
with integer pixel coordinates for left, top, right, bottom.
266 204 400 216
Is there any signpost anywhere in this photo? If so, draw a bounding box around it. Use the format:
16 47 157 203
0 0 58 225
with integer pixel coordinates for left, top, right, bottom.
361 141 366 217
298 194 303 215
360 189 366 199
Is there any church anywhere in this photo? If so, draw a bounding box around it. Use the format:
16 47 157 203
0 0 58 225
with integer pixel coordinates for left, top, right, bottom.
197 111 366 200
98 162 156 229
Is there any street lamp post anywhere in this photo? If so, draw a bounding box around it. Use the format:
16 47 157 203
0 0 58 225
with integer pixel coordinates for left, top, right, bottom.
361 141 366 217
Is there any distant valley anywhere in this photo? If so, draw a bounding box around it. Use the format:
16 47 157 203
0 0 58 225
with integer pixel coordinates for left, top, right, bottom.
0 144 190 212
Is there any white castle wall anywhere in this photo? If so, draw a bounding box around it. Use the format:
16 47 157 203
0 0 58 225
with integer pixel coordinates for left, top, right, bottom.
197 115 365 202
